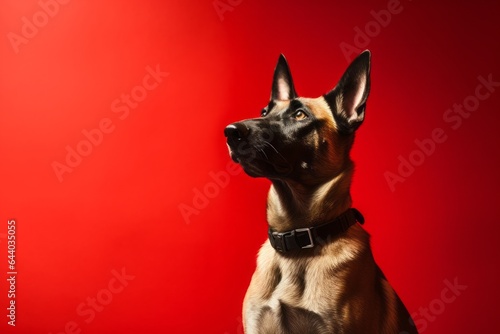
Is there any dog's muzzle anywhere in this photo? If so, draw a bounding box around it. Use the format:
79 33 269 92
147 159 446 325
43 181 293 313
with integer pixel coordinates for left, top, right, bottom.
224 122 251 163
224 123 249 145
224 121 291 177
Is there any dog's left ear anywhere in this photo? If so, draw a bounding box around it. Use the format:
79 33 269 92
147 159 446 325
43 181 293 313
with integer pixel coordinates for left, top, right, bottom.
324 50 371 134
271 54 298 101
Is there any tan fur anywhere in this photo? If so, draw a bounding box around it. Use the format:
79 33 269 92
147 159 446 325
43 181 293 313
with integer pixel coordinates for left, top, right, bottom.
225 52 416 332
242 95 416 333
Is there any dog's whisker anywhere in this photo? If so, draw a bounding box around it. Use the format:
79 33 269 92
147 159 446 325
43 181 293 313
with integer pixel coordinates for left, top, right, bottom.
258 148 269 161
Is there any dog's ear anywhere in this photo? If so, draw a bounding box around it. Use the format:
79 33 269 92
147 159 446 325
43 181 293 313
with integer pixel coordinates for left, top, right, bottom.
324 50 371 134
271 54 297 101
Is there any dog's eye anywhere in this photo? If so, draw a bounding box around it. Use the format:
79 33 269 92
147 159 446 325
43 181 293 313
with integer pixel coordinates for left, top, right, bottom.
261 109 269 117
293 109 308 120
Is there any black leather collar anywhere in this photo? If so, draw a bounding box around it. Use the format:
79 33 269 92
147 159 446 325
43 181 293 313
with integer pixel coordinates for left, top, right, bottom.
268 208 364 253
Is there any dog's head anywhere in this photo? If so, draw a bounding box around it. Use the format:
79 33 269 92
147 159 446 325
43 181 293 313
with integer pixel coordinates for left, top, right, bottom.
225 51 371 185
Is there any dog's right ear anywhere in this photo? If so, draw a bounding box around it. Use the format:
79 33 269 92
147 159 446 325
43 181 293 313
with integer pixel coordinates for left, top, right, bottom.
324 50 371 134
271 54 297 101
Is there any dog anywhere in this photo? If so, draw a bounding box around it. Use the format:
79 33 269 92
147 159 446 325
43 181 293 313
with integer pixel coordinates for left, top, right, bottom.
224 51 417 333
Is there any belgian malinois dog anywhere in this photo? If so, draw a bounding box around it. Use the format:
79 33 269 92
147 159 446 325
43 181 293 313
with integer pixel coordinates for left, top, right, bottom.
224 51 417 333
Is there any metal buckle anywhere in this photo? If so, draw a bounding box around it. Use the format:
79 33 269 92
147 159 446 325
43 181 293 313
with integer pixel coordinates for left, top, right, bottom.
295 228 314 249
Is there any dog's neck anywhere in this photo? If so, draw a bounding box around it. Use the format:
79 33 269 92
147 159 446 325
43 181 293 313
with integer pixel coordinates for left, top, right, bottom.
267 164 354 232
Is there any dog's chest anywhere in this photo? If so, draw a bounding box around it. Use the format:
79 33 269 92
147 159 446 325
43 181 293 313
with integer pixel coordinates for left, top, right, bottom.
244 245 340 333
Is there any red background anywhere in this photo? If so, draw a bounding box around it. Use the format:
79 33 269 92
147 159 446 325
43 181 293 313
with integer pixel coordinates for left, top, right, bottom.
1 0 499 333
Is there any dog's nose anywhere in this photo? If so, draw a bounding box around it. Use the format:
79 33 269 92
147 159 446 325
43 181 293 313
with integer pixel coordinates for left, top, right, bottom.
224 123 250 140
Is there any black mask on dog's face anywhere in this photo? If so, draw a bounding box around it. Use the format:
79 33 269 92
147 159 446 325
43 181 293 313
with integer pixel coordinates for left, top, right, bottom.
225 52 371 184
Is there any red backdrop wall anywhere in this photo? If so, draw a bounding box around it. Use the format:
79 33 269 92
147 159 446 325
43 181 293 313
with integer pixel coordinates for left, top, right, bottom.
1 0 499 333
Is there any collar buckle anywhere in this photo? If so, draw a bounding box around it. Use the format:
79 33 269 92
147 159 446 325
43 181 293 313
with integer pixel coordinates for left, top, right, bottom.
269 227 315 252
295 228 314 249
267 208 363 253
